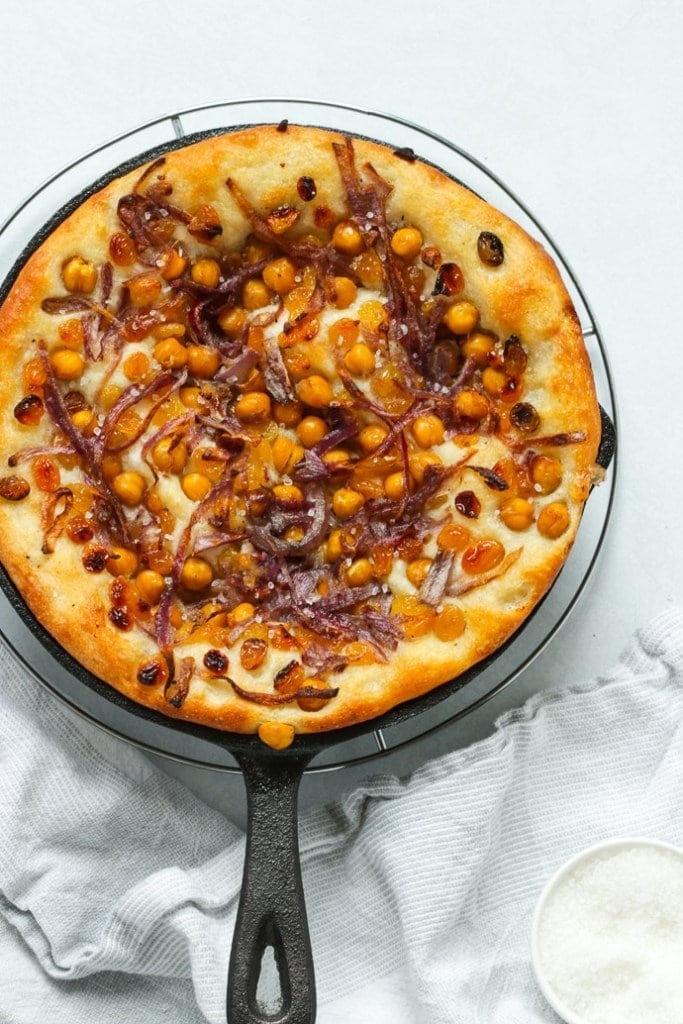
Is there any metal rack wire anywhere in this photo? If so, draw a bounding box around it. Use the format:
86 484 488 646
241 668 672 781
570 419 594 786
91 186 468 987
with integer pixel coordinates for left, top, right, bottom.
0 99 616 775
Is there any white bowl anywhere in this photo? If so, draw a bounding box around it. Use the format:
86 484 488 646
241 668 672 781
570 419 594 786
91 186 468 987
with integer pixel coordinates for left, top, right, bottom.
531 837 683 1024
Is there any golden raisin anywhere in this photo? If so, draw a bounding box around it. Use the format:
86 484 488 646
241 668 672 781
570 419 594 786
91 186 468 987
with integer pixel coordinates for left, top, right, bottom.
240 638 268 671
109 232 137 266
461 540 505 574
433 605 466 642
436 523 471 552
0 475 30 501
31 456 60 493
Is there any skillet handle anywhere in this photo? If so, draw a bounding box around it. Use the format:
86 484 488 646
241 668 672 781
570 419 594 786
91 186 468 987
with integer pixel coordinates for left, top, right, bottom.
228 750 316 1024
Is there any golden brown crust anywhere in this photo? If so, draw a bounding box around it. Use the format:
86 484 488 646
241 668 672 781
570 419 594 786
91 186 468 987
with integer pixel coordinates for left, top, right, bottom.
0 124 601 739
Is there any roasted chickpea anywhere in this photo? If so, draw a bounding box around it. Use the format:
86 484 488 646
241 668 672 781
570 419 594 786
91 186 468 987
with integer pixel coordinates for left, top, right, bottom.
537 501 570 539
406 557 432 587
180 557 214 591
271 436 300 474
454 389 489 420
71 408 96 434
153 337 187 369
242 278 272 310
499 497 535 531
331 276 357 309
443 300 479 335
273 400 303 427
530 455 563 494
346 557 373 587
296 415 327 447
107 546 139 577
61 255 97 294
152 436 188 474
390 226 423 259
332 220 364 255
343 343 376 377
263 257 297 294
482 366 508 397
258 721 295 750
160 247 188 280
136 569 166 605
186 344 220 379
332 487 365 519
384 471 407 500
217 307 247 337
191 258 221 289
272 483 304 506
229 601 256 625
322 448 351 466
411 414 445 449
235 391 271 423
51 349 85 381
409 451 442 484
358 423 389 453
325 528 344 561
461 332 495 366
181 472 212 502
296 375 333 408
127 272 161 307
112 471 146 507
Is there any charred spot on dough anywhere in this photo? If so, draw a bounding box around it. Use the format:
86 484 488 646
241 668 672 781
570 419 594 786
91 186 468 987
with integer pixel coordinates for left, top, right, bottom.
392 146 418 163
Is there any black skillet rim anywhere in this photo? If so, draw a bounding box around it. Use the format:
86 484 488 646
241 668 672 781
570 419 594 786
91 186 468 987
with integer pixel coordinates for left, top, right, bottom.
0 99 618 773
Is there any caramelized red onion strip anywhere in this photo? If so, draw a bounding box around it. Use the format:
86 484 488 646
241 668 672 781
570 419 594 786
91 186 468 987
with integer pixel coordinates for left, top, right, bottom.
132 156 167 194
171 476 237 590
8 443 75 467
229 679 339 706
41 487 74 554
154 587 177 658
448 547 523 597
38 344 99 468
262 329 295 403
338 370 405 423
225 178 351 277
165 656 194 708
332 139 448 380
41 296 91 315
96 370 187 457
247 486 328 558
418 550 455 607
505 431 587 452
140 412 196 476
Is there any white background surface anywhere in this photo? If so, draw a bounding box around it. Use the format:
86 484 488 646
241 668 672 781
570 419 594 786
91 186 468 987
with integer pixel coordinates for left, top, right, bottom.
1 0 682 813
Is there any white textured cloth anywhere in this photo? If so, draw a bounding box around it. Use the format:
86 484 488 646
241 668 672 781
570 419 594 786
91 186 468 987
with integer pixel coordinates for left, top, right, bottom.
1 607 683 1022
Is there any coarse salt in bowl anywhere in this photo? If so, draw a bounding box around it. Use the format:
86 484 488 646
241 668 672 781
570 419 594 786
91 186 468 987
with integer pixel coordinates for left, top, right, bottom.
531 838 683 1024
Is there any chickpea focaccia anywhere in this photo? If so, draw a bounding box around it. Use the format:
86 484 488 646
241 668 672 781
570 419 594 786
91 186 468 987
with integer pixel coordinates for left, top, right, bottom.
0 124 602 748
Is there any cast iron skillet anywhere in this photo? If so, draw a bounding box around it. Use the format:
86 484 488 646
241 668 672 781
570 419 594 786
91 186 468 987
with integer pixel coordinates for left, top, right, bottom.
0 409 615 1024
0 127 617 1023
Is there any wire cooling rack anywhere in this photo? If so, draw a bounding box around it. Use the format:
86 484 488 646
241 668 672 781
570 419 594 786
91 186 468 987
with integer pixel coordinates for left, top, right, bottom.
0 99 616 774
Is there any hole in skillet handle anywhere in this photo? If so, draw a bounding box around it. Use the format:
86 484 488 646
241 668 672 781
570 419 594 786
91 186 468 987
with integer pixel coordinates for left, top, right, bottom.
227 745 321 1024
